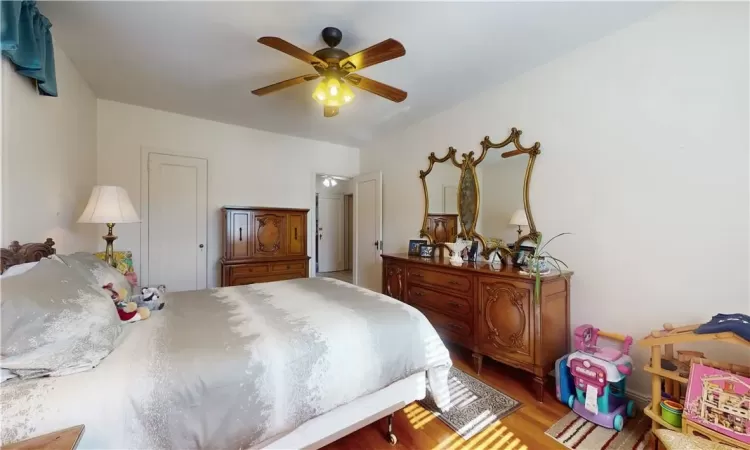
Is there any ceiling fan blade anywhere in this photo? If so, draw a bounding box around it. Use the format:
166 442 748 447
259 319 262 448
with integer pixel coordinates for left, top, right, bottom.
323 106 339 118
339 39 405 72
345 74 407 103
257 37 328 68
252 74 320 96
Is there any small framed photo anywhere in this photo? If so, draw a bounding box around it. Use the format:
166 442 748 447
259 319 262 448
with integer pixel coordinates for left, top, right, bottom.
514 246 535 267
408 239 427 256
419 244 436 258
467 241 479 262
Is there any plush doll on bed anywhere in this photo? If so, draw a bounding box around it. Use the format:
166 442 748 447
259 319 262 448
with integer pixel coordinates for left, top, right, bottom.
132 285 166 312
103 283 150 322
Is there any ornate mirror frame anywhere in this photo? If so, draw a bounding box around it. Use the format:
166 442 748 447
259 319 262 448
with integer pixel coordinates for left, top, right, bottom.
469 127 541 255
419 127 541 259
419 147 461 243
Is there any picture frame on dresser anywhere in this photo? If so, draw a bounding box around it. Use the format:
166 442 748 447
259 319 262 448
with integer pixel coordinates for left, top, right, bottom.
418 244 436 258
408 239 427 256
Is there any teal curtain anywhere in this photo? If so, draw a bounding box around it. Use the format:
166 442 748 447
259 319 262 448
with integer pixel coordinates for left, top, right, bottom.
1 0 57 96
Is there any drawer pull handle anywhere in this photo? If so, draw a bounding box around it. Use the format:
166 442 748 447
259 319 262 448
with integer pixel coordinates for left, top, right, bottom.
413 273 424 278
447 323 462 331
286 265 290 269
239 227 243 241
414 291 424 297
448 280 460 286
447 301 460 308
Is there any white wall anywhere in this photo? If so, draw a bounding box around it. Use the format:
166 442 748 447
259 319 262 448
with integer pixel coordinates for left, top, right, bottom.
97 100 359 287
1 47 98 253
361 3 749 396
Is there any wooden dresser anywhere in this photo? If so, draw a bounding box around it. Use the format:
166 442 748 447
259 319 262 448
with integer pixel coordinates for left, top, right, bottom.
381 253 571 401
220 207 309 286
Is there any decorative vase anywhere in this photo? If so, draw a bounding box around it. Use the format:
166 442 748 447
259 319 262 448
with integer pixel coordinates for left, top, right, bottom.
526 256 550 274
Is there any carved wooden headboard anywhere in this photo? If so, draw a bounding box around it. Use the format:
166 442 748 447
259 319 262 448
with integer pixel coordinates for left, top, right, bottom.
0 238 56 274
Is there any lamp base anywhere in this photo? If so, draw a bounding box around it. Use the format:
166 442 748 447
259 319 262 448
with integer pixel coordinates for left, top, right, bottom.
103 223 118 267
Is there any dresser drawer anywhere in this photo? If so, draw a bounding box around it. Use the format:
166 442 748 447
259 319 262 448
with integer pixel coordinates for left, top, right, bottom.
415 306 473 345
231 271 306 286
407 285 471 318
271 261 306 272
229 264 269 277
407 266 471 294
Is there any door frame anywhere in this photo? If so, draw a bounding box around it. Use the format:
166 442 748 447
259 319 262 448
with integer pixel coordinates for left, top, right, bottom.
140 147 208 287
317 193 344 273
310 172 353 277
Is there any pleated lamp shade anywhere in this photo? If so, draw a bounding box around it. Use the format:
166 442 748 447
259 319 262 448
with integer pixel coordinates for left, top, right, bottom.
78 186 140 224
509 209 528 227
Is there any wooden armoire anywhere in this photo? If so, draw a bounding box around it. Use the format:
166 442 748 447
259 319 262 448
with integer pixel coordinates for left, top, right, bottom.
220 207 309 286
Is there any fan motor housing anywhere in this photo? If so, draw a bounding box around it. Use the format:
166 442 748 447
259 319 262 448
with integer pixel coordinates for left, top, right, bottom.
313 47 350 67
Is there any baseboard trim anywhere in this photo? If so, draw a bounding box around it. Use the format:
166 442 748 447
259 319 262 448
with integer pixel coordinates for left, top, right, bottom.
627 389 650 409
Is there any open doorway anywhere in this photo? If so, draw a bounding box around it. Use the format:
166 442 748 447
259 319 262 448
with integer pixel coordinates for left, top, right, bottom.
315 174 353 283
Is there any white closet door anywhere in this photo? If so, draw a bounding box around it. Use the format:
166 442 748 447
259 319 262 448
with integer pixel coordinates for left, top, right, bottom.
147 153 207 292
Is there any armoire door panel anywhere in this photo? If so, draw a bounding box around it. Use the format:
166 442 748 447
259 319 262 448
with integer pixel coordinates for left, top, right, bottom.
254 213 287 256
288 213 305 256
231 211 251 259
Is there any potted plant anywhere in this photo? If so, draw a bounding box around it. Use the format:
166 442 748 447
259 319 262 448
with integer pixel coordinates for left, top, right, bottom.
523 232 571 303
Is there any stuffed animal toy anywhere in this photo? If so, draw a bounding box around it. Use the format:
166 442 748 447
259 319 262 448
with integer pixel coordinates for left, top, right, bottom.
132 285 166 312
103 283 150 322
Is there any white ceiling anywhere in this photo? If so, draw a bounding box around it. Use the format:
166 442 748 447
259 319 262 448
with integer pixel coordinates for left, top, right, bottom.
40 1 664 147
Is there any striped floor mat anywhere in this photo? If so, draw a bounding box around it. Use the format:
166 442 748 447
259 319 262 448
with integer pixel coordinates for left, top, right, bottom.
545 411 650 450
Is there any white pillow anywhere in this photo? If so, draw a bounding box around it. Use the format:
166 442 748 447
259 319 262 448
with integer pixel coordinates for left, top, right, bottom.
1 261 39 278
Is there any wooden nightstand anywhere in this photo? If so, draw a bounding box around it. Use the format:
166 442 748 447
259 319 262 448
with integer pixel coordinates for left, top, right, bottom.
3 425 84 450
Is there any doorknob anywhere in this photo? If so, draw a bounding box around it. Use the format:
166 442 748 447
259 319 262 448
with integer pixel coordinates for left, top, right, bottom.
199 244 204 249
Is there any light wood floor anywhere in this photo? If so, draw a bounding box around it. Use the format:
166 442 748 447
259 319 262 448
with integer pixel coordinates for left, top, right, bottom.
323 344 569 450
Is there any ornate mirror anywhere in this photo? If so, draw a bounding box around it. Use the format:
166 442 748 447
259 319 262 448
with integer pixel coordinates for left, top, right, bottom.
419 127 540 261
470 128 541 256
419 148 461 244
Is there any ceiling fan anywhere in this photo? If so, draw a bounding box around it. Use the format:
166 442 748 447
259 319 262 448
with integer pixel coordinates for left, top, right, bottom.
252 27 407 118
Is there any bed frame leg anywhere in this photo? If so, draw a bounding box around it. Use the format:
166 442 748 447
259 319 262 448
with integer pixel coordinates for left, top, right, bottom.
386 413 398 446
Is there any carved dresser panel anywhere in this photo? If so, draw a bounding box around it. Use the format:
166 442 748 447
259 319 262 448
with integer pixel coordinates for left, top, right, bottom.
220 207 309 286
381 253 571 401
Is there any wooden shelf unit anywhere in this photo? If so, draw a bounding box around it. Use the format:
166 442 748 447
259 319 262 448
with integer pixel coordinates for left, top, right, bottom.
637 322 750 449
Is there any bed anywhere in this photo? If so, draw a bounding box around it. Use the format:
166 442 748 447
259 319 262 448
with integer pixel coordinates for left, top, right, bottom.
0 240 452 449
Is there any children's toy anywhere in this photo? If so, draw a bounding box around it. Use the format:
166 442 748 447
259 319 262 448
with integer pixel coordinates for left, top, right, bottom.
567 324 635 431
104 283 150 322
685 363 750 445
660 400 684 428
132 285 166 311
555 354 575 405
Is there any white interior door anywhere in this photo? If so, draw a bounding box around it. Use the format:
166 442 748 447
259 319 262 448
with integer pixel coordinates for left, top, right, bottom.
147 153 207 292
317 195 342 272
353 171 382 291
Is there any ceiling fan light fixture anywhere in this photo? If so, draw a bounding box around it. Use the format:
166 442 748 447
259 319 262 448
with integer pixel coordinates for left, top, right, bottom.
342 82 355 103
323 178 331 187
327 78 340 96
330 178 338 186
312 81 327 102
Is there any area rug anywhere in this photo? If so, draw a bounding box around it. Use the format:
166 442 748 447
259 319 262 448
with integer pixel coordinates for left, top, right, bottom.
545 411 650 450
418 367 522 440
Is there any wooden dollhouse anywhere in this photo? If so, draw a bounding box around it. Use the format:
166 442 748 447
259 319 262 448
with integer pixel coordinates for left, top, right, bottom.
694 373 750 437
638 322 750 449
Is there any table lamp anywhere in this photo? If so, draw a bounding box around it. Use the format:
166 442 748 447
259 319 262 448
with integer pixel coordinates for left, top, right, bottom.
77 186 140 267
509 209 528 244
